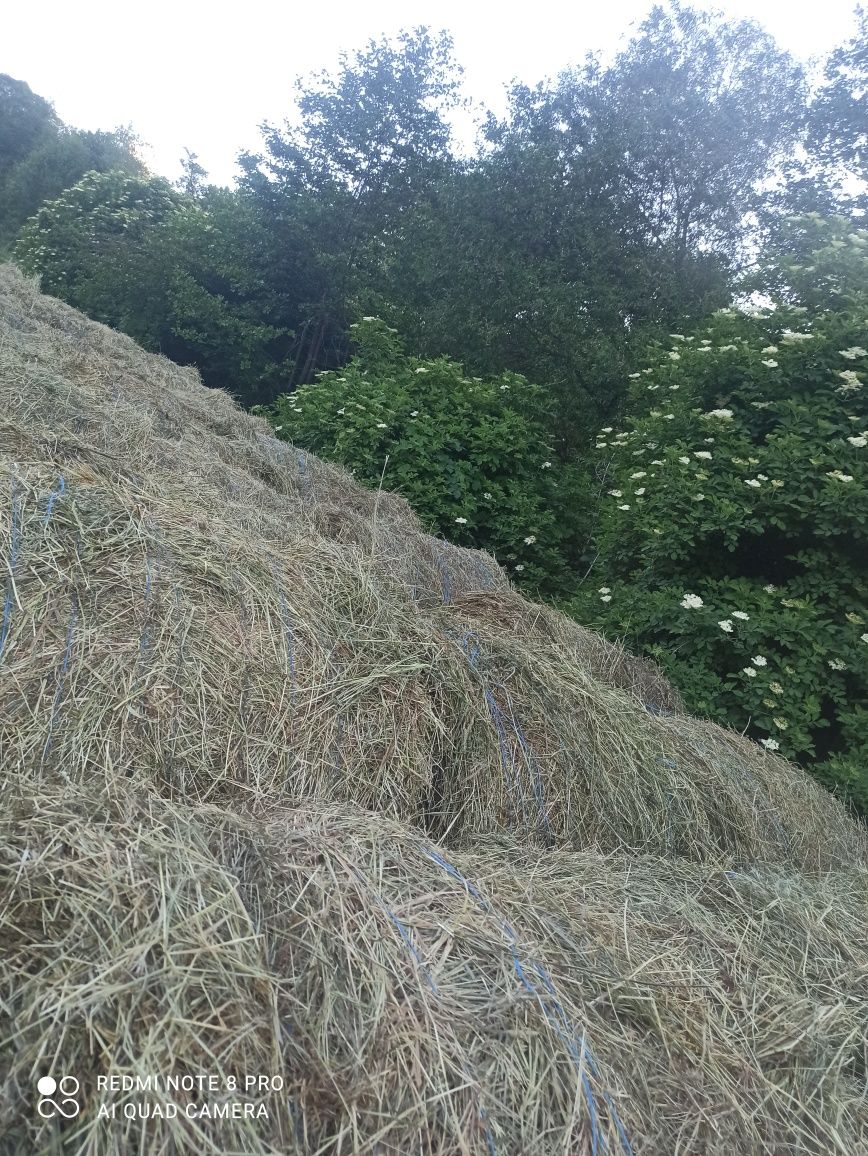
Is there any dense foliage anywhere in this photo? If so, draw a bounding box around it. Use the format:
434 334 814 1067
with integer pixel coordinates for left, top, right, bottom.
0 74 141 253
13 6 861 423
14 175 303 405
260 320 588 592
567 219 868 810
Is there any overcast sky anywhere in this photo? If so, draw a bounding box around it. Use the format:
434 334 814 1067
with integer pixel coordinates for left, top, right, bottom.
3 1 862 187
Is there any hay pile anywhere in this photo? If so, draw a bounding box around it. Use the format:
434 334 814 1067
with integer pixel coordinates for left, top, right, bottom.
1 263 866 1155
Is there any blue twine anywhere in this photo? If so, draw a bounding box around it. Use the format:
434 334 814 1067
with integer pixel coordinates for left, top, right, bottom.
422 846 633 1156
0 482 22 663
353 866 439 995
267 558 298 698
348 861 504 1150
297 451 312 498
474 559 496 591
43 593 78 759
508 706 553 844
479 1101 498 1155
436 545 453 604
457 631 549 839
0 589 13 663
138 556 155 660
42 475 66 527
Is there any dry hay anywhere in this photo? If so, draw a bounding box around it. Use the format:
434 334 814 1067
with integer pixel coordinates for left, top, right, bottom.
3 788 868 1156
1 263 867 1154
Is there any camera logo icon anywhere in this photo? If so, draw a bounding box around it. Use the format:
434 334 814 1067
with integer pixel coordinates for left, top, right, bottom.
37 1075 81 1119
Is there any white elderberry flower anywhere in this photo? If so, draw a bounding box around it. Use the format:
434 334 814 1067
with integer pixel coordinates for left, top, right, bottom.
680 593 703 609
836 370 862 393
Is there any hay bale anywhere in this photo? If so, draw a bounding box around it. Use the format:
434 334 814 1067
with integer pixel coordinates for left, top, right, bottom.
0 265 862 867
2 787 866 1154
1 265 867 1153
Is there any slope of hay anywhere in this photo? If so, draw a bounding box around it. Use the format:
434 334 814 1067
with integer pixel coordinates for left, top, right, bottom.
0 265 863 867
3 787 867 1156
1 264 867 1155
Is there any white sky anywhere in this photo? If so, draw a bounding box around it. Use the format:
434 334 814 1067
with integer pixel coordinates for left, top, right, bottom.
3 0 862 187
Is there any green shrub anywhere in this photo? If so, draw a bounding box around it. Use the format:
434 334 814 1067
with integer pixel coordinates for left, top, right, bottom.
258 320 589 593
566 218 868 812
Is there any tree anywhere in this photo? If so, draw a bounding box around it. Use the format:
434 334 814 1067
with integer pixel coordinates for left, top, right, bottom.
807 7 868 200
13 170 180 322
0 74 57 172
568 218 868 812
14 173 301 406
238 27 464 387
0 126 142 250
176 148 208 199
364 5 804 446
0 73 143 252
585 3 806 264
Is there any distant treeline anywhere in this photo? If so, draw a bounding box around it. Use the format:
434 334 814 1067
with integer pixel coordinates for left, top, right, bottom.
2 7 865 431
